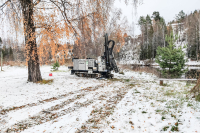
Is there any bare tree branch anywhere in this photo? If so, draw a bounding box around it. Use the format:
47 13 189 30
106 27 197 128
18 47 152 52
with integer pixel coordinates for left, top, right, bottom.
35 7 55 9
62 0 72 6
33 0 41 7
0 0 11 9
50 0 78 37
0 0 11 14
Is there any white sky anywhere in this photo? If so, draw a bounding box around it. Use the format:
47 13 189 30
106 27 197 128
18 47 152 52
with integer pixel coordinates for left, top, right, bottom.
1 0 200 43
114 0 200 35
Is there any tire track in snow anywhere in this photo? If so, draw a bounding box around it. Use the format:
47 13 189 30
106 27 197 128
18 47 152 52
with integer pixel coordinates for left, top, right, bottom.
0 84 104 116
25 82 128 133
3 81 125 133
4 82 120 133
76 85 132 133
0 84 105 132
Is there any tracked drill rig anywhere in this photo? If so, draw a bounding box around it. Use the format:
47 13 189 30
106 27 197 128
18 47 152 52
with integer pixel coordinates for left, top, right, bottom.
69 33 119 78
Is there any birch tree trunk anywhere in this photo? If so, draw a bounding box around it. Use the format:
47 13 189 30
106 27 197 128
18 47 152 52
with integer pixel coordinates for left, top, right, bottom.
21 0 42 82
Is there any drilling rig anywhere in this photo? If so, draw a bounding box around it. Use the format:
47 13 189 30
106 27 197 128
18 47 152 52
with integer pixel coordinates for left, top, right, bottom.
69 33 119 78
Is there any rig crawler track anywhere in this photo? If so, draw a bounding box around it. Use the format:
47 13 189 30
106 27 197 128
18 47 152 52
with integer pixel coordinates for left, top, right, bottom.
75 72 113 79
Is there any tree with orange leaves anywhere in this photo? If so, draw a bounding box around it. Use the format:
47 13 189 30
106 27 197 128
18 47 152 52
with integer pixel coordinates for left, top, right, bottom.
0 0 140 82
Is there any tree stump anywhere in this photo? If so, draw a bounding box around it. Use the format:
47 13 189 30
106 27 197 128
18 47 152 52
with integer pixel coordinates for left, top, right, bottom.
160 80 163 86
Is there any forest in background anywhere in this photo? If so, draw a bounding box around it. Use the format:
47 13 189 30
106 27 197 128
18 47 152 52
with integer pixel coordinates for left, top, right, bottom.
0 1 200 66
0 0 137 66
137 10 200 61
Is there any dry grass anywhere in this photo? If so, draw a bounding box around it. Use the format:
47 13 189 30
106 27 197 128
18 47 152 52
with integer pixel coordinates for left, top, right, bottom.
1 59 72 70
39 59 73 66
2 59 72 67
3 61 26 66
64 59 73 66
37 79 54 84
120 64 162 78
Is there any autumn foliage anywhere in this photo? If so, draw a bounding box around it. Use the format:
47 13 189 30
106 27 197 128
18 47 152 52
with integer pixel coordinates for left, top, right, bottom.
35 13 73 65
0 0 133 82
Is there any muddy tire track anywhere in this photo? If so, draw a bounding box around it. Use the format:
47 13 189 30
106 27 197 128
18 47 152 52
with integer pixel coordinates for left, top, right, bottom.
76 85 132 133
3 84 110 133
0 84 104 115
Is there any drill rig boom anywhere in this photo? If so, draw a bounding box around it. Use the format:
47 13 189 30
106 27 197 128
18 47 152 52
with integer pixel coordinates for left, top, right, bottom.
69 33 119 78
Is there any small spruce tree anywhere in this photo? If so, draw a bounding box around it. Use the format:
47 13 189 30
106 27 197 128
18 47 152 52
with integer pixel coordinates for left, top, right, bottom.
51 61 60 71
155 32 188 78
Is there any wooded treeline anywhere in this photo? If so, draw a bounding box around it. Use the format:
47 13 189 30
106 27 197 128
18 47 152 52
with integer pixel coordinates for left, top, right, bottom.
0 0 139 82
138 10 200 61
1 0 134 63
0 38 25 62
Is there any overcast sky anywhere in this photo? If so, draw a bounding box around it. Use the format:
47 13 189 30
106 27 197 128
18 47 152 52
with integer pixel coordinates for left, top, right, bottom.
114 0 200 35
1 0 200 42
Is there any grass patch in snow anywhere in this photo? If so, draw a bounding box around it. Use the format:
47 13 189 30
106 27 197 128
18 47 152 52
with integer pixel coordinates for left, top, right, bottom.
178 95 189 102
142 111 147 113
171 114 176 119
162 83 170 87
161 116 166 120
119 71 124 75
155 109 162 113
164 90 176 97
128 109 136 114
185 82 192 87
163 126 169 131
171 125 179 131
81 125 87 129
128 84 135 87
156 99 167 103
108 78 121 82
161 110 168 115
37 79 54 84
195 94 200 102
134 89 141 93
187 102 193 107
165 100 184 109
91 125 99 129
183 89 189 94
124 79 130 82
150 102 154 107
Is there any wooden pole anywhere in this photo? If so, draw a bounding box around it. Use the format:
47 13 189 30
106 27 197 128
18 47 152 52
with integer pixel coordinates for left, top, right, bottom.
1 50 3 71
160 80 163 86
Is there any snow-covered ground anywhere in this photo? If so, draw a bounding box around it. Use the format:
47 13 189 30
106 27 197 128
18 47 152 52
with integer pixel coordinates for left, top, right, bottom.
119 59 200 66
0 65 200 133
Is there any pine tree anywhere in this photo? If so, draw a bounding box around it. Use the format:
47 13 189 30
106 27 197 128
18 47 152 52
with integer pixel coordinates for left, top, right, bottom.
151 11 161 21
155 32 188 78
